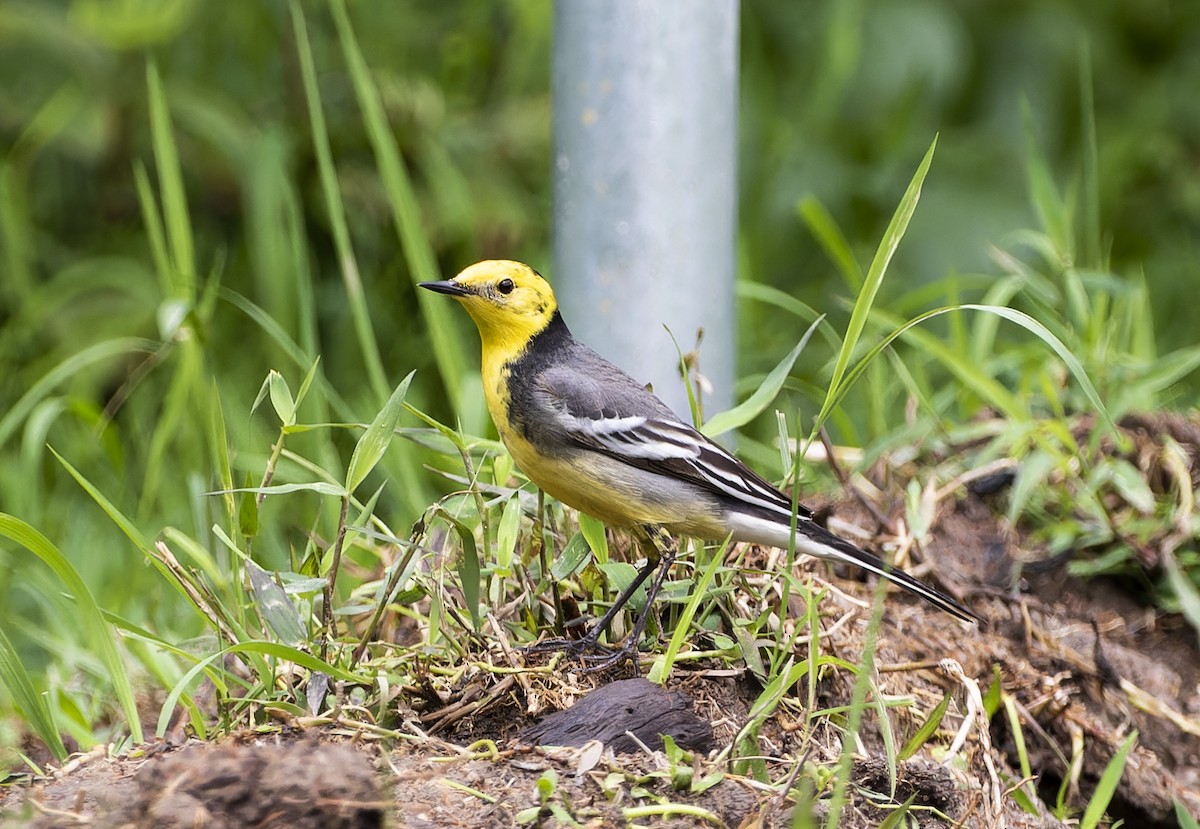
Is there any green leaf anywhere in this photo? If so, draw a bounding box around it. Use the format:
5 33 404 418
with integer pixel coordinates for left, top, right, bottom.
267 369 296 425
598 561 640 610
1021 99 1070 259
550 532 592 581
1007 449 1057 526
798 194 862 291
293 357 322 411
1162 547 1200 643
156 640 365 737
51 448 150 552
536 768 558 800
984 662 1003 719
246 561 307 645
1101 459 1156 515
146 58 195 292
877 796 916 829
825 303 1114 439
0 623 68 761
238 472 259 538
1003 694 1039 813
648 539 728 684
345 371 414 493
0 513 144 743
701 315 822 437
1080 730 1138 829
818 136 937 434
494 496 523 576
1174 799 1200 829
577 512 609 565
436 508 481 632
898 691 952 760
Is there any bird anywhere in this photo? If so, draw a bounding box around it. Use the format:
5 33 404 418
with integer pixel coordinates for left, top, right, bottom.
420 260 977 667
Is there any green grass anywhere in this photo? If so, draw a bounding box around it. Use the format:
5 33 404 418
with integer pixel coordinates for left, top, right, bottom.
1 4 1196 826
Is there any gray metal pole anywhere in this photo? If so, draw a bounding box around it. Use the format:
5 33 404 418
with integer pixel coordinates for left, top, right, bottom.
553 0 738 422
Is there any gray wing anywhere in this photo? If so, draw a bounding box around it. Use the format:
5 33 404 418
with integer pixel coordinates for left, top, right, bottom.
533 345 810 522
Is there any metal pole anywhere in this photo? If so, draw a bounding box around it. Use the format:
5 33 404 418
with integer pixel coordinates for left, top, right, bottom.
553 0 739 422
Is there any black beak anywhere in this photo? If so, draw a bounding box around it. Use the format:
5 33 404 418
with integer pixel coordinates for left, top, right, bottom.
419 280 471 297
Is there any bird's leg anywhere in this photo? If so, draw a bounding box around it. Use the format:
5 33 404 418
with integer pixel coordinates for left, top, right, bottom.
580 525 677 673
524 525 677 673
523 550 659 657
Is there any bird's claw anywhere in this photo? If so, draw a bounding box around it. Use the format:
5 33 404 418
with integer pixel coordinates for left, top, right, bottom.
520 634 641 673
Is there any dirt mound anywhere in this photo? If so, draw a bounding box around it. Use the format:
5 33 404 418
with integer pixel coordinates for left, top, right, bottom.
111 741 382 829
5 740 382 829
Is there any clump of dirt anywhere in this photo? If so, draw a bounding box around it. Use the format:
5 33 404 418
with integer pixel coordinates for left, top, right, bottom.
3 739 384 829
106 740 382 829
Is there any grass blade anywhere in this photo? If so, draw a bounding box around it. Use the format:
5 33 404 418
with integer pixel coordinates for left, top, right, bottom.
247 561 307 646
156 640 366 737
436 508 482 632
290 1 388 401
899 690 952 761
0 622 68 761
326 0 472 416
702 315 823 437
1080 730 1137 829
0 513 144 743
816 136 937 437
51 448 151 552
346 371 414 493
0 338 157 449
145 59 194 295
648 538 728 684
798 194 863 291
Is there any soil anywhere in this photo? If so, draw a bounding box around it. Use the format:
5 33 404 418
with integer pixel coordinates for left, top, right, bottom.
4 416 1200 828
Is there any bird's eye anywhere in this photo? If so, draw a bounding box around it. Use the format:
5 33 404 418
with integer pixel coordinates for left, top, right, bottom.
497 278 515 295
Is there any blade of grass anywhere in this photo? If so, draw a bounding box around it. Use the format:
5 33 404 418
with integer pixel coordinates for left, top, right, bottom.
798 194 863 291
0 514 144 743
0 338 158 449
0 622 68 761
51 448 150 552
577 512 609 566
346 371 414 493
814 136 938 439
702 315 823 437
1175 799 1200 829
327 0 471 414
899 691 952 761
826 303 1113 432
647 538 729 684
290 1 388 402
825 580 888 828
436 508 482 633
146 59 195 296
1079 730 1137 829
1021 99 1071 261
247 561 307 646
1002 693 1039 811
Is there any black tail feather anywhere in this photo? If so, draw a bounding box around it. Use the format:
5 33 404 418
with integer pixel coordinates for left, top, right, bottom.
804 521 980 624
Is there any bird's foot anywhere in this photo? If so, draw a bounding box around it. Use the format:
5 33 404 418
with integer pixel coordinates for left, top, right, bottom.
576 639 642 673
521 633 642 674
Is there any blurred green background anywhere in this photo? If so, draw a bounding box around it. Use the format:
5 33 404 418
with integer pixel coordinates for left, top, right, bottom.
1 0 1198 748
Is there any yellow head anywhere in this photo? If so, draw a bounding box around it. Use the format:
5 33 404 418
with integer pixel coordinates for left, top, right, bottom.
420 260 558 354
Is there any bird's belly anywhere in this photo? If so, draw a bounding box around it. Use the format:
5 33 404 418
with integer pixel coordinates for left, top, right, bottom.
498 425 724 537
